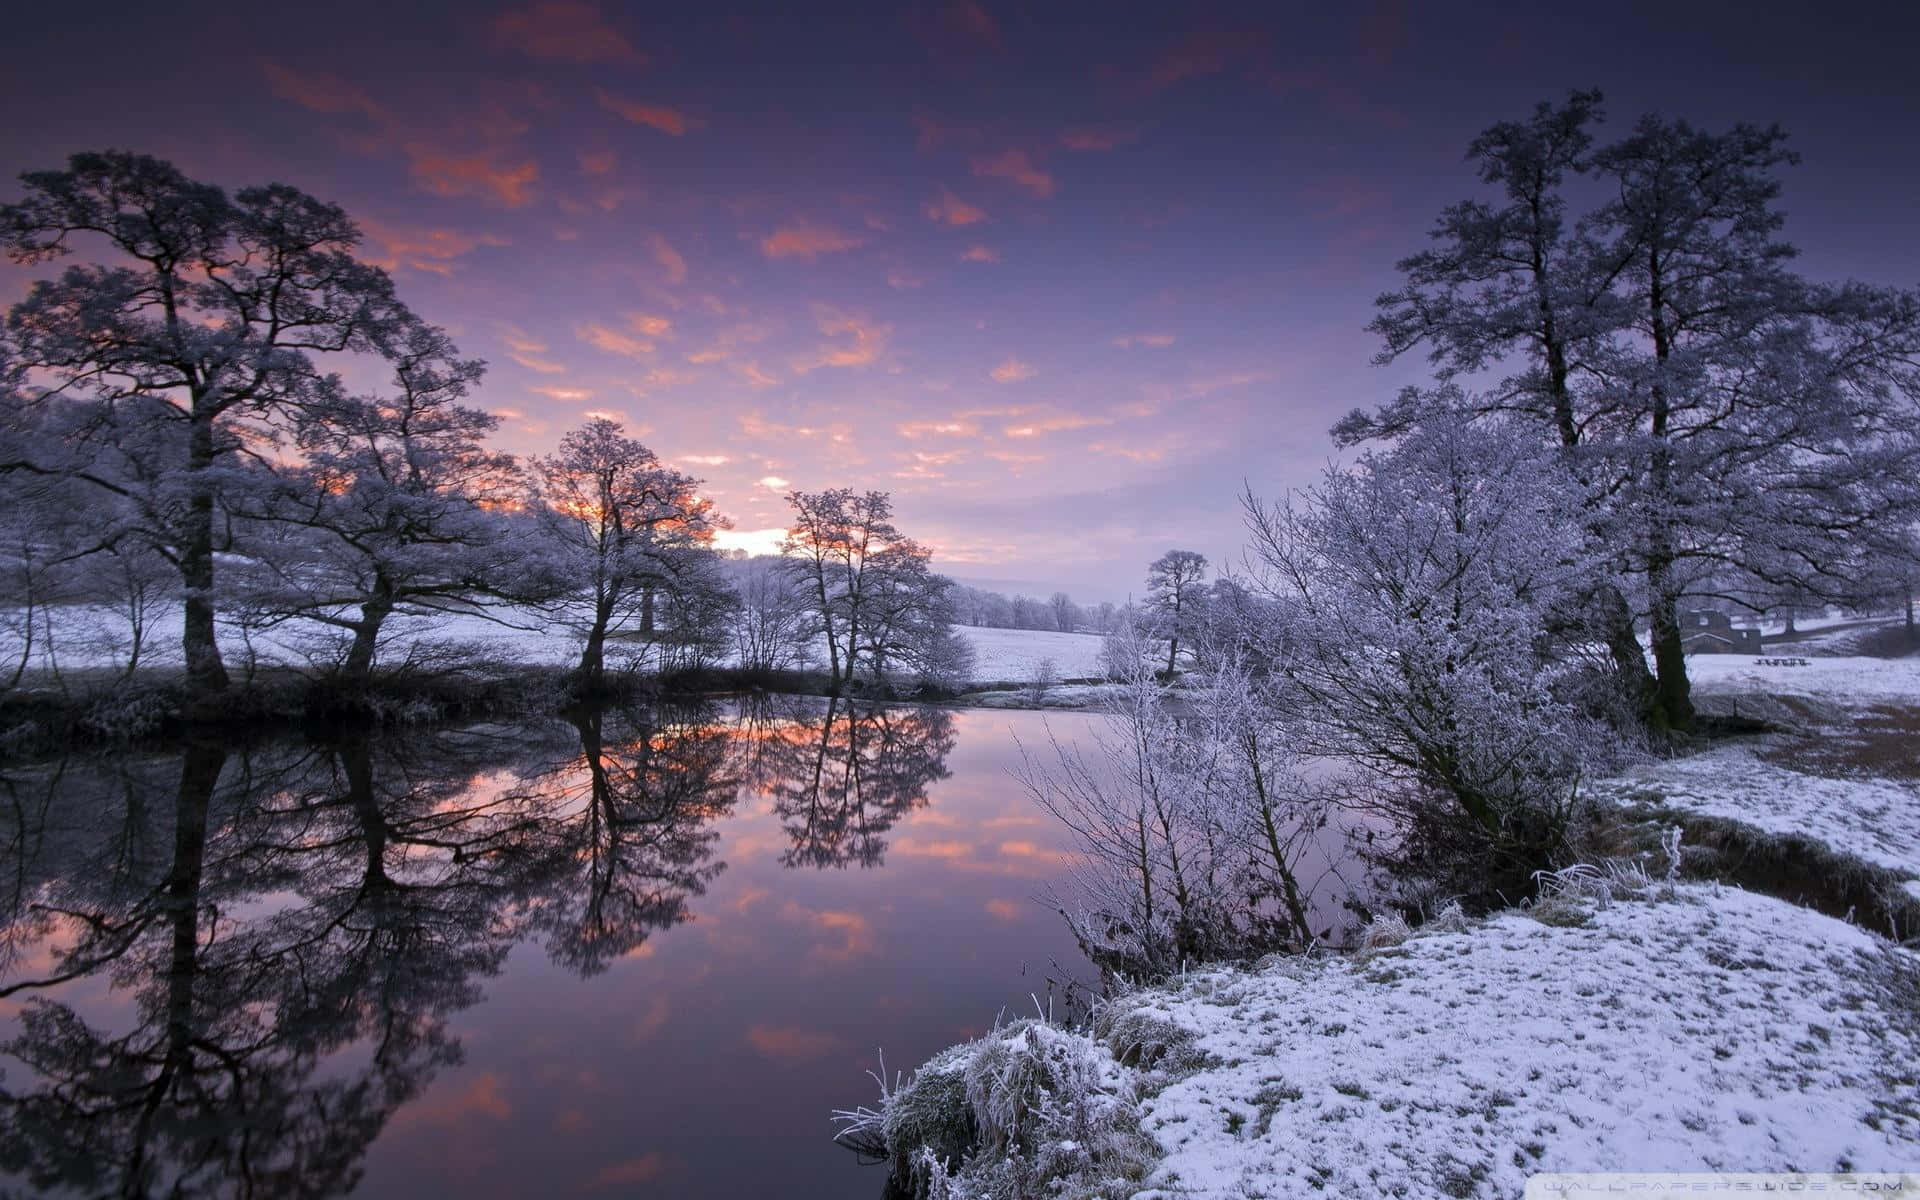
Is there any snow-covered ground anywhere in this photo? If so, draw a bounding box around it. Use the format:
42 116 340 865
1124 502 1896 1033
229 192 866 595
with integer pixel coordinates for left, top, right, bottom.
1125 888 1919 1198
1591 742 1920 884
4 601 1108 689
956 626 1107 681
1686 653 1920 707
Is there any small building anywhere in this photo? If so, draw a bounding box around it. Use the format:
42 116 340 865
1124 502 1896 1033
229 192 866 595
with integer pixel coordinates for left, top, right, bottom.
1679 610 1763 655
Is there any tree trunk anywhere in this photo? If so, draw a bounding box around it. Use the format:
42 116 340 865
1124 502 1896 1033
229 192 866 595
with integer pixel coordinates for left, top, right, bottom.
1783 611 1797 635
1646 582 1693 734
181 412 229 697
577 584 619 691
342 578 395 684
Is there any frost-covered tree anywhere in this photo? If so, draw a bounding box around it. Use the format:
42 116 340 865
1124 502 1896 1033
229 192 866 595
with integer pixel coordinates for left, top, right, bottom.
781 488 952 693
0 152 420 698
240 321 528 682
533 419 722 691
1354 95 1920 733
725 555 813 673
1244 417 1616 881
1143 549 1207 676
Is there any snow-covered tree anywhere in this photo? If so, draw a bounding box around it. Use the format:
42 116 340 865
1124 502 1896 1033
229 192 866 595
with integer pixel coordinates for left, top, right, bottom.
1244 416 1617 880
725 555 813 674
1354 94 1920 733
780 488 954 693
533 419 723 691
0 152 421 698
1143 549 1207 676
240 321 529 682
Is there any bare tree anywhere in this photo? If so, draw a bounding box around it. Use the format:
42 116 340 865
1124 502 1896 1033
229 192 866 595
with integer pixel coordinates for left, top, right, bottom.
1049 591 1076 633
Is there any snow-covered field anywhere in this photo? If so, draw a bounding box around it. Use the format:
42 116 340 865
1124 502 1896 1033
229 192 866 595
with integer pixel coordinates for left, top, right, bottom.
1125 888 1919 1197
1686 652 1920 707
956 626 1107 681
4 601 1108 688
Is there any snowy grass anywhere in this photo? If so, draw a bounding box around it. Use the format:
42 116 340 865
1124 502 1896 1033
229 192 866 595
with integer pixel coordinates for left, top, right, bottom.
1590 742 1920 887
1686 654 1920 708
1123 887 1919 1198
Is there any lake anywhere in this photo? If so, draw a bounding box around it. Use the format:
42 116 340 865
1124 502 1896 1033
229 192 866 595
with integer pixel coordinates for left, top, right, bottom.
0 695 1362 1198
0 698 1124 1197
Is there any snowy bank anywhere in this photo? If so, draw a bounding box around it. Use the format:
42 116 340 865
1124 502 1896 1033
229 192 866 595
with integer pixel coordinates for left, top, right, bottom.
1125 887 1918 1197
855 888 1919 1199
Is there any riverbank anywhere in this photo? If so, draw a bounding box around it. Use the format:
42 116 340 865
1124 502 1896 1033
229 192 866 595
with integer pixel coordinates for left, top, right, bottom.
845 656 1920 1199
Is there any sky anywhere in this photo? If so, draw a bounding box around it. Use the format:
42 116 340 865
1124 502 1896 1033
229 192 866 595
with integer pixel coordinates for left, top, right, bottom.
4 1 1918 599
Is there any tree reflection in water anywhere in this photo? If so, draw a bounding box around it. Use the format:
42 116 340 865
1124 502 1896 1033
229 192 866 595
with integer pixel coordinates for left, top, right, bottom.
0 696 958 1197
740 696 956 870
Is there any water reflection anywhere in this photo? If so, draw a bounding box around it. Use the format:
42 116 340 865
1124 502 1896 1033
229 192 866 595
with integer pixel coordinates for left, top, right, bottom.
0 698 973 1198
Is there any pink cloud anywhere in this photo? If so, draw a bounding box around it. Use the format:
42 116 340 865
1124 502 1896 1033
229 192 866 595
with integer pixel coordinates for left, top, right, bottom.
973 148 1055 198
406 147 539 207
578 149 617 175
746 1025 844 1063
360 221 509 276
649 233 688 285
589 1153 671 1189
501 329 565 373
492 2 646 65
924 189 988 227
1060 126 1138 152
760 221 865 260
577 322 654 358
1112 332 1176 348
595 89 700 135
960 244 1001 263
259 61 384 121
989 357 1036 383
793 309 889 372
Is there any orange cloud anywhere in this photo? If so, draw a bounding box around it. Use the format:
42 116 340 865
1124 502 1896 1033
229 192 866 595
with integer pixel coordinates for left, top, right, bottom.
985 898 1022 921
760 221 865 260
1060 127 1138 152
407 147 538 207
1112 332 1176 348
961 244 1001 263
260 61 384 121
746 1025 844 1063
589 1153 670 1189
648 233 688 285
361 222 509 276
499 329 564 373
595 89 699 135
533 385 594 402
577 322 654 358
391 1072 511 1130
973 148 1055 198
1004 413 1109 437
793 308 889 371
898 418 981 438
578 149 617 175
1090 440 1167 462
989 357 1036 383
493 2 646 65
628 313 672 338
924 189 988 227
736 362 779 388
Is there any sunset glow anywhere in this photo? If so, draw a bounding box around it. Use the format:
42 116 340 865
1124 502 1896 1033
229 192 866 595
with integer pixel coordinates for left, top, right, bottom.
6 3 1916 595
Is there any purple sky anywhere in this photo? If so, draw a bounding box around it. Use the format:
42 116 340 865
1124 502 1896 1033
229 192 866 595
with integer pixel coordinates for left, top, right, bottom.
5 1 1918 597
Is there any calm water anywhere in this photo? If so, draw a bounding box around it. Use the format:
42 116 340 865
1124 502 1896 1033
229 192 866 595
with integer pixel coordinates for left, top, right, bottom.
0 698 1110 1199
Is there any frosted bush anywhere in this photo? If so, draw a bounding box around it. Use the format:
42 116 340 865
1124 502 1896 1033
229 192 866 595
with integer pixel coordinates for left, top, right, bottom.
836 1019 1156 1200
